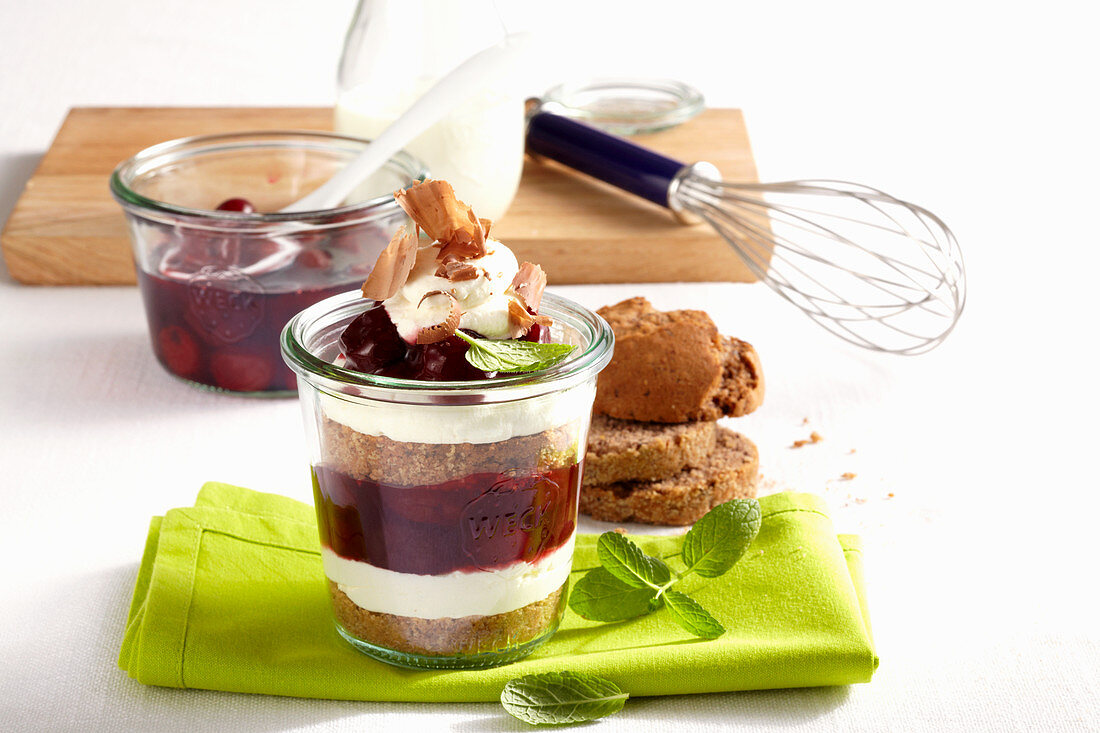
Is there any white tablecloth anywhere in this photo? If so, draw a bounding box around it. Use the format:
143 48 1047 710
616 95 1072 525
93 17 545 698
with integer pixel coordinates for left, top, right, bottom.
2 1 1097 730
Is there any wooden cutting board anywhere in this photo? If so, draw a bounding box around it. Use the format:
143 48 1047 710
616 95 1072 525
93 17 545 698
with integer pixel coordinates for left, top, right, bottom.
1 106 766 285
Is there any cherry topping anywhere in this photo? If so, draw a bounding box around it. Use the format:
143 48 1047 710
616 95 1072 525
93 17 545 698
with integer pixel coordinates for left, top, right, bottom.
340 303 408 374
339 303 495 381
215 198 256 213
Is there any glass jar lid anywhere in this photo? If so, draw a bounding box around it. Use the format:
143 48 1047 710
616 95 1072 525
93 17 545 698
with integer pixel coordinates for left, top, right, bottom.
539 78 705 135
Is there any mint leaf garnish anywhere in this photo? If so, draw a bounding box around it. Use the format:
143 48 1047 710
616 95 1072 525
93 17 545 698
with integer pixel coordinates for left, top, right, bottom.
455 330 577 373
569 498 761 639
597 531 671 589
569 568 660 622
662 590 726 639
681 499 762 578
501 671 628 726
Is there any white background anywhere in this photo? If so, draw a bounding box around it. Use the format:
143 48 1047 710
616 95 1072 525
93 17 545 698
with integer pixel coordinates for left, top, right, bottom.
1 0 1098 730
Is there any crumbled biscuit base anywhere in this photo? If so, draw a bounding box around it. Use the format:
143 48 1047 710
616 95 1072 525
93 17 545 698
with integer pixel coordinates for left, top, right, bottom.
329 581 566 656
320 416 578 486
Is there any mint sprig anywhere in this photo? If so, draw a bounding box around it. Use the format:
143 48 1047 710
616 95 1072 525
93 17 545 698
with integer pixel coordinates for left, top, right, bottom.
662 590 726 639
454 330 577 373
597 531 672 589
569 568 660 622
501 671 628 726
568 498 761 639
682 498 762 578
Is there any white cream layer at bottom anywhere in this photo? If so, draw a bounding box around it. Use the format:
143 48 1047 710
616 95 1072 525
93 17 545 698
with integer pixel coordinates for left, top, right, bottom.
321 535 575 620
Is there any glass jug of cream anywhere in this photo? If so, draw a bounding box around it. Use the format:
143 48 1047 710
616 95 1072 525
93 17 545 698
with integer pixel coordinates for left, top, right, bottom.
335 0 525 221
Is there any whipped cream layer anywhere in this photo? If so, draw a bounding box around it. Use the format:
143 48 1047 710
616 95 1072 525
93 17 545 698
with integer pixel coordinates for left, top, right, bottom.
319 380 594 444
384 238 519 343
321 536 575 619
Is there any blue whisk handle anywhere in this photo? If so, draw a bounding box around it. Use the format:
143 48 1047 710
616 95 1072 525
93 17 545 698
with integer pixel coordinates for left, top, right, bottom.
525 111 686 209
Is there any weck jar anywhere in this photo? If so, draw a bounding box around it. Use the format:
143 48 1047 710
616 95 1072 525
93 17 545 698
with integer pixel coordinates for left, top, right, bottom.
281 290 613 669
110 131 425 395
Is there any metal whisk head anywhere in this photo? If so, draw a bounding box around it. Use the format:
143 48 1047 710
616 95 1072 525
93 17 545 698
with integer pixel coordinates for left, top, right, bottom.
673 175 966 354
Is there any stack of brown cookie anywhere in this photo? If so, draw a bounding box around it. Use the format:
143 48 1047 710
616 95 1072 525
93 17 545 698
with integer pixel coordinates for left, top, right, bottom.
580 297 765 525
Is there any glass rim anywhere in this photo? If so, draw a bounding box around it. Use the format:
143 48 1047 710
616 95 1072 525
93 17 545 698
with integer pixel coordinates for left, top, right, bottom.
281 290 615 401
109 129 427 225
539 77 705 134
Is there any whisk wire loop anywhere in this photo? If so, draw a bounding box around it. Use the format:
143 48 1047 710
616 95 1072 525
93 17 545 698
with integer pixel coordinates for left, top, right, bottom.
674 175 966 355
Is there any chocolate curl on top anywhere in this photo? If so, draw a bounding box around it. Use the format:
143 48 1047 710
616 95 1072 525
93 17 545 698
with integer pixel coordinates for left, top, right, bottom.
507 297 536 338
360 225 418 301
435 257 482 281
509 262 548 312
505 299 551 338
416 293 461 345
393 180 488 261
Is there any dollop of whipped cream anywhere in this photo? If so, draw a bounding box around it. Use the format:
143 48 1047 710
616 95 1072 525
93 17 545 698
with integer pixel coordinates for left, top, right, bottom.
358 179 547 346
384 238 519 343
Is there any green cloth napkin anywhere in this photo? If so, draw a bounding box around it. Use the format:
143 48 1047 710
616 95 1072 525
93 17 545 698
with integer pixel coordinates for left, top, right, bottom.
119 483 876 701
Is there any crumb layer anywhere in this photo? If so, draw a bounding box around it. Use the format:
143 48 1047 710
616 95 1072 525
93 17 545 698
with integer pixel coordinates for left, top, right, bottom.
329 581 567 656
320 416 577 486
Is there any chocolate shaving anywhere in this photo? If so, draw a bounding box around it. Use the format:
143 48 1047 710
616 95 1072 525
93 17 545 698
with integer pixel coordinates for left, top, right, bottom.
507 296 536 338
360 225 418 301
509 262 547 312
416 295 461 345
417 290 451 308
393 180 487 261
435 257 481 281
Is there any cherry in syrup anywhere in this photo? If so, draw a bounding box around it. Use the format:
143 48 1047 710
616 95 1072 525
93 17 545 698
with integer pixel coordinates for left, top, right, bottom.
215 198 256 213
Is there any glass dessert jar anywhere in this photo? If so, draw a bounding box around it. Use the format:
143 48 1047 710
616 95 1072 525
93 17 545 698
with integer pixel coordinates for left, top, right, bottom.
110 131 426 395
282 291 613 669
334 0 525 220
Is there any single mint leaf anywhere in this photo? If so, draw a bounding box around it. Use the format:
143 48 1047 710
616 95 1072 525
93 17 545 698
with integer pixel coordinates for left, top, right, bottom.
455 330 576 373
681 498 762 579
597 531 672 589
501 671 628 726
569 567 660 621
663 590 726 639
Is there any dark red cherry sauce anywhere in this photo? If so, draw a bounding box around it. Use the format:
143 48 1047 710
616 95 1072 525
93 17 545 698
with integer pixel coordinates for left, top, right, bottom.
313 463 581 575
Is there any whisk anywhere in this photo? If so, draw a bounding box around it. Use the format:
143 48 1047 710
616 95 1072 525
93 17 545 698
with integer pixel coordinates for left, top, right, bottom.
526 109 966 355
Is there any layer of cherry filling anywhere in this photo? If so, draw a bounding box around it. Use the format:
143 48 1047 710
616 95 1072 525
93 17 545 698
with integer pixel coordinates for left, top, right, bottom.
339 301 551 381
312 462 581 576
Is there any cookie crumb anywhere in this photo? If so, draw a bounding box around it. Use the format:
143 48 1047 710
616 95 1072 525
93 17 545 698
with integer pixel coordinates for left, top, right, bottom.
841 472 857 480
613 528 628 535
848 448 857 454
887 492 895 498
801 417 810 426
791 431 824 449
